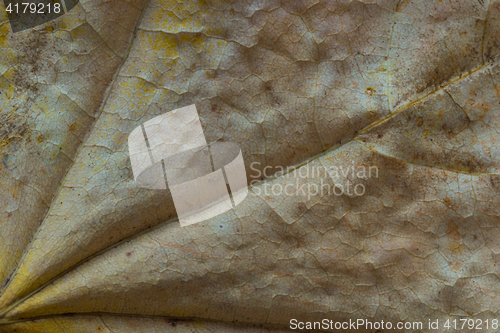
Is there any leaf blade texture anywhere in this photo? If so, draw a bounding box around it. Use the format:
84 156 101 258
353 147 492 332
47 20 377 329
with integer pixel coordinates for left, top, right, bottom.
0 0 500 331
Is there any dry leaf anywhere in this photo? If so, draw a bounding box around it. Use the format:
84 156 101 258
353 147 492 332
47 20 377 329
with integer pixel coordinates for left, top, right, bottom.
0 0 500 332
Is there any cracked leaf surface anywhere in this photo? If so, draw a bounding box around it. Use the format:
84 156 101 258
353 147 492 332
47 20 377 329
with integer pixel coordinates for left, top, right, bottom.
0 0 500 332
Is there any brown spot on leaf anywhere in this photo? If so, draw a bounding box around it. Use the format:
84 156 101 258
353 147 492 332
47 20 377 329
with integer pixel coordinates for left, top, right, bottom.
446 221 461 241
490 175 500 188
366 87 375 95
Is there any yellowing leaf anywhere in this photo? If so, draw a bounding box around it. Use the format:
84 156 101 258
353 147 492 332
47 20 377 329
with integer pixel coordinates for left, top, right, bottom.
0 0 500 332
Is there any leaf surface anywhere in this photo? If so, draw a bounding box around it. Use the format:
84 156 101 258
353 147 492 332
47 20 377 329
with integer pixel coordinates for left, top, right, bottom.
0 0 500 331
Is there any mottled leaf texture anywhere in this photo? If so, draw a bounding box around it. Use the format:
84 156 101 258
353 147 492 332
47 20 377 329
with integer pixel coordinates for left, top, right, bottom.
0 0 499 332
